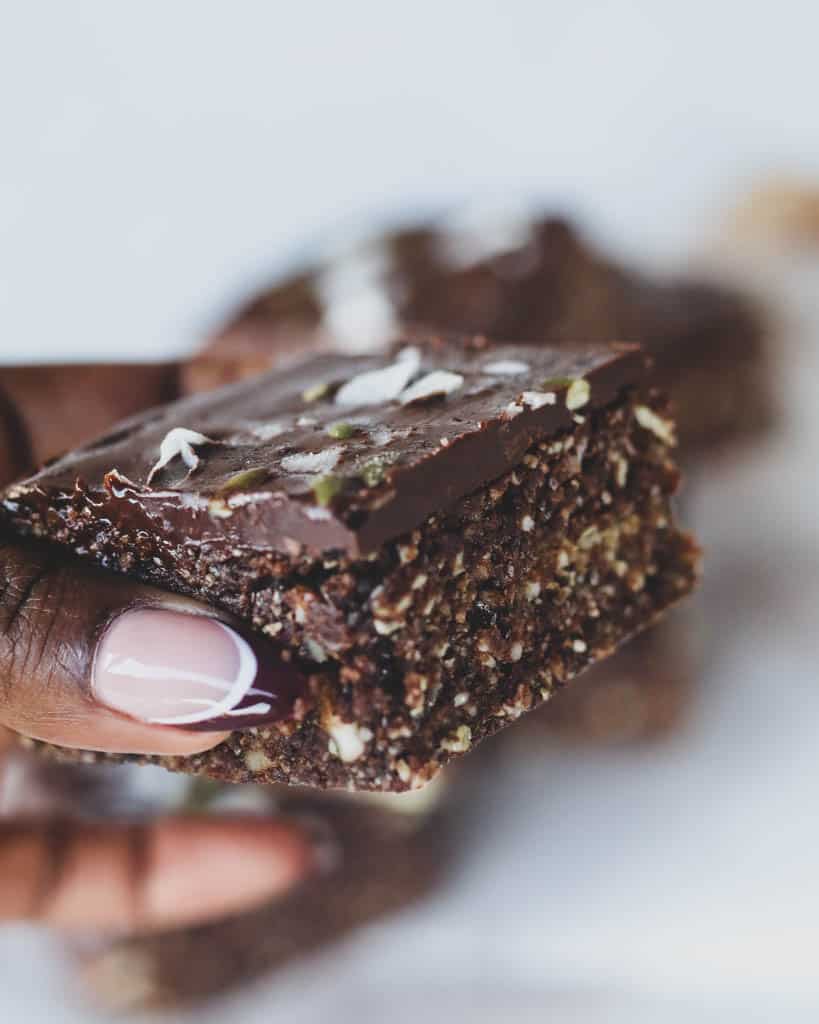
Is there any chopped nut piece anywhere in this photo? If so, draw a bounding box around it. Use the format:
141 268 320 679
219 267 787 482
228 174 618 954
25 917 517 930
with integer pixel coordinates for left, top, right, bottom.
634 404 676 445
440 725 472 753
244 749 273 772
326 717 372 762
374 619 403 636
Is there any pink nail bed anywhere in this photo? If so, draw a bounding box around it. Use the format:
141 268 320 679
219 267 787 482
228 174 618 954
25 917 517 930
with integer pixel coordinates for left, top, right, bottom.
93 609 307 730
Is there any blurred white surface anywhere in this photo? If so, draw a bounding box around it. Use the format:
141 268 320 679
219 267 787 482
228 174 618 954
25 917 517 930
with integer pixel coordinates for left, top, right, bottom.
1 3 819 1021
1 1 818 360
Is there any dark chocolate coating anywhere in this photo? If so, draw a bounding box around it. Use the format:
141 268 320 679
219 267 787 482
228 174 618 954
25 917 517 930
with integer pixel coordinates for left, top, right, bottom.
5 338 643 558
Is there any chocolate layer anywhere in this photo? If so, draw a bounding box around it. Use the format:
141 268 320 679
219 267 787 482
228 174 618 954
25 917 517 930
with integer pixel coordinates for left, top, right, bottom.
5 338 643 558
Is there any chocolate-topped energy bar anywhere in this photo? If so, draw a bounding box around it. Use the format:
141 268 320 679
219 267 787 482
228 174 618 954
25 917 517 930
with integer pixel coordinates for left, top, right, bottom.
186 215 772 459
1 334 699 790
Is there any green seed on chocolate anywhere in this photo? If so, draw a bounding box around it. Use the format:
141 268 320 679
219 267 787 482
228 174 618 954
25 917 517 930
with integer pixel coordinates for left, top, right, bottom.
312 474 343 506
326 421 356 440
359 452 398 487
219 467 270 493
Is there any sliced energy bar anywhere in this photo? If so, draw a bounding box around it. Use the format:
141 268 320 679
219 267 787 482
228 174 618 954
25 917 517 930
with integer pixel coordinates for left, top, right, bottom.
1 335 699 790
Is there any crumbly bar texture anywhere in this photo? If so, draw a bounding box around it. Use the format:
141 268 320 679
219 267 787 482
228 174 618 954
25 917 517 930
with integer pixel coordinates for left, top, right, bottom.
520 618 694 745
188 216 771 456
1 337 699 790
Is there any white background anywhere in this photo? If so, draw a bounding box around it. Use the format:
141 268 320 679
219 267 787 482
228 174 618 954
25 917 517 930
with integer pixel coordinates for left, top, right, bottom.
1 2 818 1021
1 1 818 362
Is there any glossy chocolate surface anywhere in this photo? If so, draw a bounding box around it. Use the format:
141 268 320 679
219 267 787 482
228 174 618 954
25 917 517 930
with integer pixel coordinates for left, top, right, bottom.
4 337 644 557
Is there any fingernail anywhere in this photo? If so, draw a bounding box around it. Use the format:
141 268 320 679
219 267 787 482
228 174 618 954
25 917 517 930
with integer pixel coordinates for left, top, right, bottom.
93 609 307 730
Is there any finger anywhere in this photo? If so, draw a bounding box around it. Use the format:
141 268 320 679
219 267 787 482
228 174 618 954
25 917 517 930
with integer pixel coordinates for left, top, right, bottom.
0 538 303 755
0 816 312 931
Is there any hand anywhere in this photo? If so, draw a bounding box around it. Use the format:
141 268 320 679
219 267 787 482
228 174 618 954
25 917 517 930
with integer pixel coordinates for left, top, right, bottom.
0 538 313 931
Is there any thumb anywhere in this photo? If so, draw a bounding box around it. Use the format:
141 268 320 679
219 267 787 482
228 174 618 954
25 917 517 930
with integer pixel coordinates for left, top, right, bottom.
0 538 305 756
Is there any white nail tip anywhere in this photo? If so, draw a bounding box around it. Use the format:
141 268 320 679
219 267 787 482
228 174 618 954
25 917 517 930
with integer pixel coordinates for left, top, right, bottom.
103 622 260 726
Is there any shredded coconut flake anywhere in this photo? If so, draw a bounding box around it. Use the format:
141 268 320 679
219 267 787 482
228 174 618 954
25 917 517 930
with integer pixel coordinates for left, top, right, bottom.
521 390 556 410
483 359 531 375
280 446 342 475
248 422 287 441
368 424 394 447
504 401 524 419
334 346 421 407
147 428 215 485
399 370 464 405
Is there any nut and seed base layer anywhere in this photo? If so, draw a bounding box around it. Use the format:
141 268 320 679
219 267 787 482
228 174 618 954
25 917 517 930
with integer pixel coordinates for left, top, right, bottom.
0 335 699 791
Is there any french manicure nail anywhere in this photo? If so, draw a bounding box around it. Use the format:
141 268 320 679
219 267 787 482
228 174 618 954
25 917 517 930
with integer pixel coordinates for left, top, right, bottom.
93 609 307 730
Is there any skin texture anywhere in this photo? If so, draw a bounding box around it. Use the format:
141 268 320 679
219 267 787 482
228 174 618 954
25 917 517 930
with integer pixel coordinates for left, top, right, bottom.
0 539 313 930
